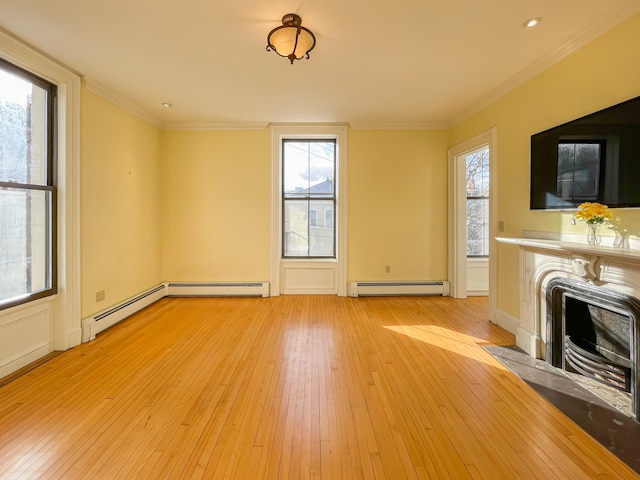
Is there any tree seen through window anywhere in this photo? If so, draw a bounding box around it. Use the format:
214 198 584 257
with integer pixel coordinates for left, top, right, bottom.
466 146 489 257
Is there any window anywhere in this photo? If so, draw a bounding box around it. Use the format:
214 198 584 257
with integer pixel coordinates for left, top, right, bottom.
309 208 318 226
557 140 603 202
466 146 489 257
325 208 333 228
282 139 336 257
0 59 57 310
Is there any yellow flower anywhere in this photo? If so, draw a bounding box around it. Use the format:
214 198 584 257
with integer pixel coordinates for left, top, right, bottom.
574 202 612 225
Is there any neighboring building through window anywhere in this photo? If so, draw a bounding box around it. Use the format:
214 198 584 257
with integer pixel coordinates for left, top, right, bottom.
282 139 336 257
325 208 333 228
466 146 489 257
0 59 57 309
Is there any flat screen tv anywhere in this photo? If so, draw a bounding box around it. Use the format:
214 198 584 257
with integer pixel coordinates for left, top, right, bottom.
530 95 640 209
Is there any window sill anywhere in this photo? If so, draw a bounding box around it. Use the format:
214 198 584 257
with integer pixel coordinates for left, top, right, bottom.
281 257 338 263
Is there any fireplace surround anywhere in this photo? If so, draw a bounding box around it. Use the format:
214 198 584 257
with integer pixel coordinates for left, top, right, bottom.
497 236 640 419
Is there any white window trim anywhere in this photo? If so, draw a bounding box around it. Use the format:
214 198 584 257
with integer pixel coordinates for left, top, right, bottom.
0 30 81 351
270 124 348 296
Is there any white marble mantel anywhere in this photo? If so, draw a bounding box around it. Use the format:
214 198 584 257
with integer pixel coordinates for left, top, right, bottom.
496 236 640 359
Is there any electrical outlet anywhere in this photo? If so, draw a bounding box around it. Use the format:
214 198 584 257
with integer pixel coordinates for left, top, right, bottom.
385 265 391 273
96 290 105 302
498 220 505 233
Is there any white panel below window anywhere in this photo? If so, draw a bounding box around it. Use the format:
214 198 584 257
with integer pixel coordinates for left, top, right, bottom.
467 258 489 295
281 261 337 294
0 302 51 378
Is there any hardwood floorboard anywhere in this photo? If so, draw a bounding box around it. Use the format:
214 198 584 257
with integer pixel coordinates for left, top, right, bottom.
0 295 637 479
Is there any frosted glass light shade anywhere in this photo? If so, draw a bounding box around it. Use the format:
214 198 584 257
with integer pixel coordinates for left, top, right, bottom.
267 14 316 64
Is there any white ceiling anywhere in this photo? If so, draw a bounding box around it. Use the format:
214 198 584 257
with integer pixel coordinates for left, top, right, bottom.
1 0 639 128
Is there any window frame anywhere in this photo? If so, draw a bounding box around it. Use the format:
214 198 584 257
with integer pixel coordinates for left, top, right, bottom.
0 57 58 311
281 138 337 259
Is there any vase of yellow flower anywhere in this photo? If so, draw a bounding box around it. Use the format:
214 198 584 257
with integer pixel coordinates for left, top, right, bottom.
573 202 611 246
586 223 602 246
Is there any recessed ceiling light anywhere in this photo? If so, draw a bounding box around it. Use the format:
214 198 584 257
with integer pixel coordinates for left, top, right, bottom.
523 17 542 28
161 102 173 108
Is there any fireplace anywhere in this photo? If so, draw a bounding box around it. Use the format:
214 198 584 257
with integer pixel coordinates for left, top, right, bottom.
494 236 640 473
495 236 640 422
546 278 640 419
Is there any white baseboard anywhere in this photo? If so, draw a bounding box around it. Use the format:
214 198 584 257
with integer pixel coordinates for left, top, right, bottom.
516 326 540 358
0 343 51 380
66 328 83 347
467 290 489 297
493 308 520 335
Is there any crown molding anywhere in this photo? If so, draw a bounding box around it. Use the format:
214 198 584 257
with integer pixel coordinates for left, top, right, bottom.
448 2 640 127
0 26 81 80
348 121 448 130
270 122 349 127
83 77 164 128
167 121 448 131
163 122 269 131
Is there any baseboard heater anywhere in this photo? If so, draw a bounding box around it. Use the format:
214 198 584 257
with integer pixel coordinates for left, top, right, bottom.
166 282 270 298
81 281 270 343
349 281 450 297
81 284 167 343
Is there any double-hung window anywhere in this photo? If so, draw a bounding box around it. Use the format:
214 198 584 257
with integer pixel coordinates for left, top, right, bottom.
282 139 336 258
465 146 489 257
0 59 57 310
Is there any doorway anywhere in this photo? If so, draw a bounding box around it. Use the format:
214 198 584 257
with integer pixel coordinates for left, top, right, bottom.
448 129 497 316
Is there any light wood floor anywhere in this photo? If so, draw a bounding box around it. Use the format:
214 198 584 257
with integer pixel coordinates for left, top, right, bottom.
0 295 637 479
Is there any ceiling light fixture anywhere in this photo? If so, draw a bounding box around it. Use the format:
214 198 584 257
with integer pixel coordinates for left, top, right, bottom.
523 17 542 28
161 102 172 108
266 13 316 64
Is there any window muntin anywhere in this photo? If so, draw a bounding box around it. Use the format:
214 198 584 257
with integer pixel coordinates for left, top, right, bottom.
0 59 57 310
282 139 336 258
466 146 489 257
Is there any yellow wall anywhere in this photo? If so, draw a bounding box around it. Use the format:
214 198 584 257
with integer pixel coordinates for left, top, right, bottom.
160 130 271 281
450 13 640 318
81 88 163 317
348 129 449 280
82 118 449 313
159 128 449 285
80 12 640 322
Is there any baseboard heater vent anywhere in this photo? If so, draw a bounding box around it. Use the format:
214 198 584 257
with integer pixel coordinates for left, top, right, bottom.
166 282 270 298
350 281 450 297
81 284 167 343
